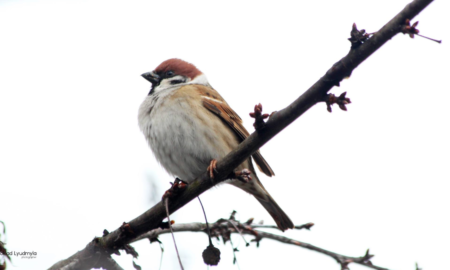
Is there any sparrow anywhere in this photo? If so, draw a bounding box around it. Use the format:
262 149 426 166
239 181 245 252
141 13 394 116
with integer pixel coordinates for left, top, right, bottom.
138 58 294 231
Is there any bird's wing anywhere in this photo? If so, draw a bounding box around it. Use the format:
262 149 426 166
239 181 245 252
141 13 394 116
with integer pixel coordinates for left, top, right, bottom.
197 85 275 177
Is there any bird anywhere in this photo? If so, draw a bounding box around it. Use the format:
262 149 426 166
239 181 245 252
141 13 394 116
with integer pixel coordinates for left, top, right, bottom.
138 58 294 231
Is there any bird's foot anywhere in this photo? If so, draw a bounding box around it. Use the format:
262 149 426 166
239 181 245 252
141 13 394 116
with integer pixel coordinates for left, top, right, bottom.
207 159 218 180
232 169 252 183
161 178 188 201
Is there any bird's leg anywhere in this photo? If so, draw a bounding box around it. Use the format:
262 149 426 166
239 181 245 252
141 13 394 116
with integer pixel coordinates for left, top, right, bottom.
208 160 251 183
230 169 252 183
207 159 218 179
161 177 188 200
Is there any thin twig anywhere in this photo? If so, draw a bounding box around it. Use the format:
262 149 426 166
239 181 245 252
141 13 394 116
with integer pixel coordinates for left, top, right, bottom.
250 223 314 230
417 33 442 43
165 198 184 270
197 196 212 246
229 237 241 269
157 242 164 270
227 220 250 246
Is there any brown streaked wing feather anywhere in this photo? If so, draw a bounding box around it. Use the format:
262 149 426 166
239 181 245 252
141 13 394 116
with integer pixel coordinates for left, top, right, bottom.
198 86 275 177
202 98 248 140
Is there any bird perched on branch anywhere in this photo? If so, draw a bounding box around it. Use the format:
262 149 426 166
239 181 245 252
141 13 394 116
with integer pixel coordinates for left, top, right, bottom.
138 58 293 231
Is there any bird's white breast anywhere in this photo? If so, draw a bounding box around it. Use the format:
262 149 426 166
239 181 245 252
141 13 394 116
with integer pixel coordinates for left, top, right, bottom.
138 86 238 182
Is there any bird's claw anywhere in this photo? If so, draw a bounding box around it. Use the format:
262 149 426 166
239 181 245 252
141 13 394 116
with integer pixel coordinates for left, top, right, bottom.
233 169 252 183
161 178 188 201
207 159 218 180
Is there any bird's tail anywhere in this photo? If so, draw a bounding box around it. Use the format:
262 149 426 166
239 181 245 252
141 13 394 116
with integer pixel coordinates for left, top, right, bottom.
255 195 294 231
231 159 293 231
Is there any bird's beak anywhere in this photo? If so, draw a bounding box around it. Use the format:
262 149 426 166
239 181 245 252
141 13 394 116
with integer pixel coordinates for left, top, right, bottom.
141 71 161 86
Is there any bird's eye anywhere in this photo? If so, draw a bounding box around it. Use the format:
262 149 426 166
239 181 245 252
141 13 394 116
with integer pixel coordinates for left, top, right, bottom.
165 70 174 77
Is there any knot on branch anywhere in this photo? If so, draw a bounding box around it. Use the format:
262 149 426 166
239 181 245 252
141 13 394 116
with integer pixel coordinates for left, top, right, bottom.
349 23 371 49
357 249 375 265
323 92 351 112
114 222 136 244
401 19 419 38
112 222 139 259
250 103 270 131
119 222 135 236
339 249 375 270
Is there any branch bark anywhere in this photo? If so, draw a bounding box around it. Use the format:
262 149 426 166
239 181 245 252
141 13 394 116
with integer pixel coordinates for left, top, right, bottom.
48 0 435 269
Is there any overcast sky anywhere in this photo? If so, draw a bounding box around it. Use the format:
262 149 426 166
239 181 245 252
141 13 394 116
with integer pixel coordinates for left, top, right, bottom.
1 0 449 269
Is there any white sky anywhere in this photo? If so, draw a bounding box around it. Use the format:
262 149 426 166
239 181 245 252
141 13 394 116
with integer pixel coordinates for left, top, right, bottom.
1 0 449 269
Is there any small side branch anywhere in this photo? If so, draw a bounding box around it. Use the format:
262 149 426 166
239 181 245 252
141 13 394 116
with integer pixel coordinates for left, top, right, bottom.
401 18 442 43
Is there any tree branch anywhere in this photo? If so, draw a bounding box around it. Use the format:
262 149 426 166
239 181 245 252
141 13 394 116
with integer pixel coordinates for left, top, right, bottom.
131 218 388 270
48 0 435 269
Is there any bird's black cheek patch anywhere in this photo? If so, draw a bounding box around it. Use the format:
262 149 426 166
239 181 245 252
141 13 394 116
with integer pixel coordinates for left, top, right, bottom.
170 79 184 85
